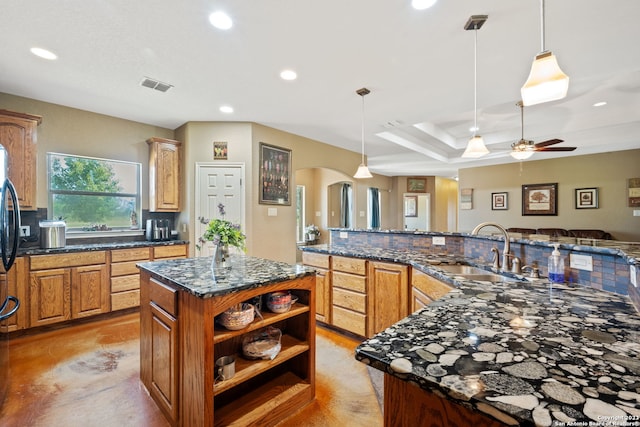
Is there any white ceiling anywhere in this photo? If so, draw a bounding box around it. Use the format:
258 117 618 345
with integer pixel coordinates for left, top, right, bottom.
2 1 639 178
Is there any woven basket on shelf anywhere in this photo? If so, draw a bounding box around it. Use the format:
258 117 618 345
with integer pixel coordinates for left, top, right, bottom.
219 303 254 330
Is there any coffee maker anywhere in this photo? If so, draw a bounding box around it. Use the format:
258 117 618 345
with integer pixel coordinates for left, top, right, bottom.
146 219 171 241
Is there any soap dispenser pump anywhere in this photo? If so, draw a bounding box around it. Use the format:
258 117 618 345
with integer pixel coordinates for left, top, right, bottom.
548 244 564 283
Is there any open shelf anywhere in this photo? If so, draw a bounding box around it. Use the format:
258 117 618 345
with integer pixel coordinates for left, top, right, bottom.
213 334 309 395
214 303 309 344
214 371 313 427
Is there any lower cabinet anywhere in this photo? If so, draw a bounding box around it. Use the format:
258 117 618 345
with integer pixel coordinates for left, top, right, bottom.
411 268 453 312
331 256 367 337
368 261 408 337
301 252 331 323
110 247 152 311
0 257 27 332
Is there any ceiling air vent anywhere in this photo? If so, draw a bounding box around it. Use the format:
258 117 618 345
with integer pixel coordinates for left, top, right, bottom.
140 77 173 92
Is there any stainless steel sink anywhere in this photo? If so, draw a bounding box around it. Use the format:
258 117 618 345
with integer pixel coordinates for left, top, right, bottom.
438 265 521 282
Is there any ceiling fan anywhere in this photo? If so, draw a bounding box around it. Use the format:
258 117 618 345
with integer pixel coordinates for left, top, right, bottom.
510 101 576 159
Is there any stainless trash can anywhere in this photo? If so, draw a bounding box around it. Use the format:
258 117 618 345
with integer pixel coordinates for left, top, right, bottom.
39 220 66 248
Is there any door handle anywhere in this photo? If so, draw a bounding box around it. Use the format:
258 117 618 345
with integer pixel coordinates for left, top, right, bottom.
0 179 20 271
0 295 19 321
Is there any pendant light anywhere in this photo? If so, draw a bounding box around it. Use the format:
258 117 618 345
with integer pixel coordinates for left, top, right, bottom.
462 15 489 158
521 0 569 106
510 101 535 160
353 87 373 179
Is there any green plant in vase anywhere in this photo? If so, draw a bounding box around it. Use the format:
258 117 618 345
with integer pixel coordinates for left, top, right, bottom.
197 204 245 264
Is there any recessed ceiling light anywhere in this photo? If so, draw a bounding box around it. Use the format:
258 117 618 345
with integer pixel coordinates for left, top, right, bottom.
220 105 234 113
280 69 297 81
30 47 57 60
412 0 437 10
209 11 233 30
593 101 607 107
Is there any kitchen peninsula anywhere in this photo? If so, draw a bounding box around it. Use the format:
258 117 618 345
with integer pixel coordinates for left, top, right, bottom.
137 255 317 427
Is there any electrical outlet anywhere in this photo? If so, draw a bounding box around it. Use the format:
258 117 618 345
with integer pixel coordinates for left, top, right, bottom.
433 236 446 245
20 225 31 237
569 254 593 271
631 265 637 288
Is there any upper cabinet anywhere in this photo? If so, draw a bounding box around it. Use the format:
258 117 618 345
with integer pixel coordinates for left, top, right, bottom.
0 109 42 211
147 137 181 212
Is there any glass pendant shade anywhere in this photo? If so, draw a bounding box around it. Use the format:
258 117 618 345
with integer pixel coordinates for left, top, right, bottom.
462 135 489 158
510 149 535 160
521 51 569 106
353 164 373 179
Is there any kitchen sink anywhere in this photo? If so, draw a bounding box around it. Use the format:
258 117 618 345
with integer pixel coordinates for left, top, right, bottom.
438 265 522 282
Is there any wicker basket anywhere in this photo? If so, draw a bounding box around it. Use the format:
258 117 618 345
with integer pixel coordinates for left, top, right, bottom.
219 303 255 330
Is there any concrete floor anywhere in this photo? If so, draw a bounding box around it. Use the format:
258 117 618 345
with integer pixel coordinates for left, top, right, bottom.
1 313 382 427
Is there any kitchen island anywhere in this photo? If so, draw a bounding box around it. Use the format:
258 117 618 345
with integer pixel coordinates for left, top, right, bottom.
137 255 317 427
355 264 640 426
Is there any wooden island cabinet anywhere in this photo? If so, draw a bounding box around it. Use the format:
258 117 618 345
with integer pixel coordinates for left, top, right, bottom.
138 256 316 427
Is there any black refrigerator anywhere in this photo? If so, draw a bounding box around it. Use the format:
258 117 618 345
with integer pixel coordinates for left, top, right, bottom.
0 142 21 407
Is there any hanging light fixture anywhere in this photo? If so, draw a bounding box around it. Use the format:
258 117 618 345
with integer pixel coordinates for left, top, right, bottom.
462 15 489 158
510 101 535 160
353 87 373 179
521 0 569 106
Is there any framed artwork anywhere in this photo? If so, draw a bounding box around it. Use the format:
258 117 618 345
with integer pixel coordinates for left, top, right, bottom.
491 192 508 210
460 188 473 210
407 177 427 193
404 196 417 217
259 142 291 205
522 183 557 216
575 187 598 209
213 141 227 160
628 178 640 207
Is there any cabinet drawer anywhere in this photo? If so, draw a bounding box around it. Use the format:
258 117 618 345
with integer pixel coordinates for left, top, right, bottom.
332 256 366 275
332 287 366 313
30 251 107 270
111 247 151 263
111 275 140 292
153 245 187 259
111 290 140 311
332 306 366 336
411 269 453 301
332 271 366 293
302 252 330 269
111 260 143 277
149 278 177 316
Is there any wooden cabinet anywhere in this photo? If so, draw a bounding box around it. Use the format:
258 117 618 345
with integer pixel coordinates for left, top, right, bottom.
368 261 408 337
110 247 151 311
301 252 331 323
29 251 109 327
139 271 315 427
147 137 182 212
411 268 453 312
0 257 28 332
153 244 187 260
0 109 42 210
331 255 367 337
141 277 179 424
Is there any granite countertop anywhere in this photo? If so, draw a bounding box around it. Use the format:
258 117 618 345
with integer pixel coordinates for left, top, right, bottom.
18 239 189 256
355 269 640 426
137 255 316 298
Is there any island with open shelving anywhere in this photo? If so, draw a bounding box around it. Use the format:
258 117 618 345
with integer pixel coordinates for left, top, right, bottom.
137 255 317 427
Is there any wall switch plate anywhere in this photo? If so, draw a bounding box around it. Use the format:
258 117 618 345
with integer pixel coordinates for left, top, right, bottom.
634 210 640 217
631 265 637 288
339 232 348 239
570 254 593 271
20 225 30 237
359 211 365 217
315 211 321 217
267 208 277 217
432 236 446 245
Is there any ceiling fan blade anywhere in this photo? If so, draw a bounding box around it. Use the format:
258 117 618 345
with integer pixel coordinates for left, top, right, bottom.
536 146 577 152
534 138 564 148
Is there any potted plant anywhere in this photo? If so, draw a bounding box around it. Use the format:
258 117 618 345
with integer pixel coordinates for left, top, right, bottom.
305 224 320 242
197 203 245 265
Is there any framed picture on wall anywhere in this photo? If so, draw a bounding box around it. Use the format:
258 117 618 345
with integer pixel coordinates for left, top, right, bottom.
404 196 417 217
259 142 291 205
491 192 508 210
575 187 598 209
522 183 557 215
407 177 427 193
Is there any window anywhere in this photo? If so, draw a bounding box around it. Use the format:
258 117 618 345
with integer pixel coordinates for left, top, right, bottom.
47 153 142 231
368 187 381 229
296 185 305 242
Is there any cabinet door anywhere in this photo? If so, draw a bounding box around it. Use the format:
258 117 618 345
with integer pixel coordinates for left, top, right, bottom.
0 110 41 210
29 268 71 327
315 267 331 323
149 302 178 424
411 269 453 312
368 262 408 337
71 264 109 318
147 137 181 212
0 257 27 332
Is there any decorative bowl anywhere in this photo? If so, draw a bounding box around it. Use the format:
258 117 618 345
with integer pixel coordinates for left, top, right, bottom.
266 292 298 314
242 327 282 360
219 303 254 330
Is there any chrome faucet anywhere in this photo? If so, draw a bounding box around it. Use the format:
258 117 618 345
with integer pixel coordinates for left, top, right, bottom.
471 222 511 273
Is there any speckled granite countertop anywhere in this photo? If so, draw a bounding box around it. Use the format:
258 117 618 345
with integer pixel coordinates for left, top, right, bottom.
354 264 640 426
18 239 188 256
137 255 316 298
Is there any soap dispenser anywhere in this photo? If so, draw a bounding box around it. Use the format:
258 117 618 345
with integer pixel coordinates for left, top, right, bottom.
548 244 564 283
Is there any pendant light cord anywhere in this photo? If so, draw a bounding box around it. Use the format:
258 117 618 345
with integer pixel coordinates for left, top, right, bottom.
540 0 546 52
473 23 478 137
361 93 365 164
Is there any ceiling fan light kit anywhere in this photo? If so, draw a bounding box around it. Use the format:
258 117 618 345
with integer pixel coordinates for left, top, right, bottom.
462 15 489 159
510 101 576 158
353 87 373 179
521 0 569 106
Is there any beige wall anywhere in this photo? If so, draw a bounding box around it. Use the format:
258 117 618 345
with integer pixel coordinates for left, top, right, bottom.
0 93 174 210
458 149 640 241
392 176 459 232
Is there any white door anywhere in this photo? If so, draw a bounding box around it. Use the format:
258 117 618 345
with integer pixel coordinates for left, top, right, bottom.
195 163 245 257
